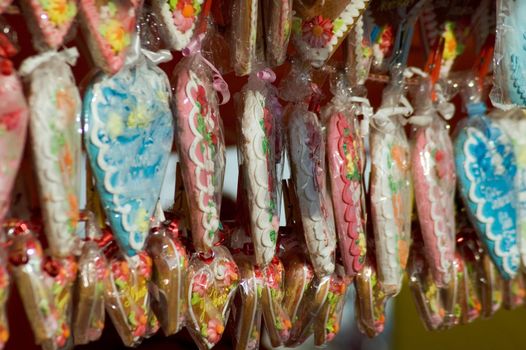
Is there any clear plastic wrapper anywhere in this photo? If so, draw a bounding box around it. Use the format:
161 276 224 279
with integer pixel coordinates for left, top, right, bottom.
152 0 205 51
409 75 456 288
407 231 448 331
146 213 189 336
287 102 337 278
73 214 109 345
491 0 526 109
231 0 264 76
291 0 370 68
19 49 82 258
262 0 292 67
8 224 77 350
0 26 28 225
491 108 526 268
323 77 368 278
344 15 373 88
369 89 413 296
236 70 280 266
185 245 239 349
84 52 174 257
18 0 77 51
230 254 263 350
104 247 155 347
78 0 143 74
454 75 520 280
287 274 331 346
260 257 291 347
172 41 227 254
502 273 526 310
354 257 387 338
313 269 348 346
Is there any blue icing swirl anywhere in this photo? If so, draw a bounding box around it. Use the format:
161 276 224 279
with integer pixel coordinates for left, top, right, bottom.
84 57 174 256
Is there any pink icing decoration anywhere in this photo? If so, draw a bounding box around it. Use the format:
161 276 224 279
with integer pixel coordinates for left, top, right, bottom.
20 0 77 49
327 112 365 276
79 0 140 74
411 119 456 287
174 63 224 253
0 71 29 223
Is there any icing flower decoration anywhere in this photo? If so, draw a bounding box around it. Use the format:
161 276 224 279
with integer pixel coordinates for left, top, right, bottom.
302 15 334 49
0 110 21 131
41 0 77 27
192 272 209 297
171 0 201 32
99 18 130 54
206 318 224 344
195 85 209 116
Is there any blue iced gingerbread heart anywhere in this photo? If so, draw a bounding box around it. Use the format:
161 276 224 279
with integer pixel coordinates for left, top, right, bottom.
455 103 520 280
84 56 174 256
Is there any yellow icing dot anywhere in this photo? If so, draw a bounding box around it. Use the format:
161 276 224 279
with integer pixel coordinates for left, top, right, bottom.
107 113 124 139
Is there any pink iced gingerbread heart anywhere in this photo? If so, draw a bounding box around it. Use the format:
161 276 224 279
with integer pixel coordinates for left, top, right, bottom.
20 0 78 50
78 0 142 74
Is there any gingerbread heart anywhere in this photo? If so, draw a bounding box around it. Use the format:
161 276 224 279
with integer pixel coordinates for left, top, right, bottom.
454 102 520 280
411 116 456 287
354 257 388 338
407 235 448 331
369 96 413 296
84 54 174 257
152 0 205 51
172 54 226 254
229 255 263 350
260 258 291 347
0 61 29 224
292 0 370 67
104 250 156 346
146 217 189 336
287 103 337 278
236 74 281 267
78 0 142 74
313 271 348 346
263 0 293 67
325 101 367 277
20 49 82 258
19 0 77 50
186 246 239 349
73 239 109 345
8 226 77 350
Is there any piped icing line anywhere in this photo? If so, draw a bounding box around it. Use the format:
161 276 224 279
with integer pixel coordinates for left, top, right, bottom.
369 95 413 295
288 105 337 277
153 0 205 51
239 88 280 266
293 0 369 68
19 49 81 257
